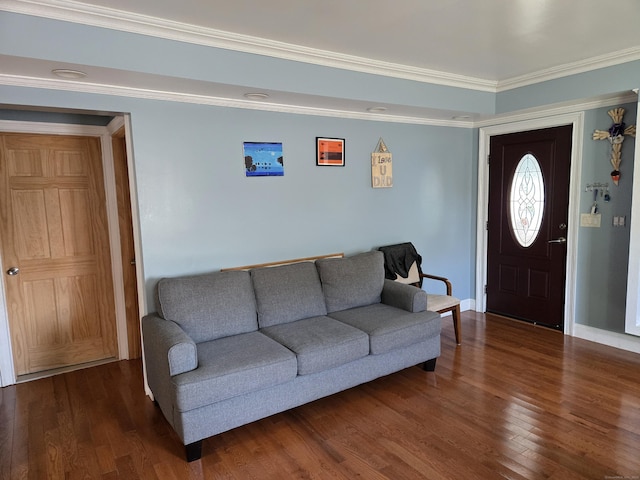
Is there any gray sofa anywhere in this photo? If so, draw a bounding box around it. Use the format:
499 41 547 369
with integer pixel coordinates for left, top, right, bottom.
142 251 441 461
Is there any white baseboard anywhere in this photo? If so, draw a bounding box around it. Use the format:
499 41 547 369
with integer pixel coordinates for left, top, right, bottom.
573 323 640 355
461 299 475 312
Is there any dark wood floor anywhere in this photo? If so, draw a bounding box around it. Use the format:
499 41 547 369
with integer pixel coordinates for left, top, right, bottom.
1 312 640 479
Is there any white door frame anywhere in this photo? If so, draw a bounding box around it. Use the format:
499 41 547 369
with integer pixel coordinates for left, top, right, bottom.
475 112 585 336
0 118 140 386
625 93 640 336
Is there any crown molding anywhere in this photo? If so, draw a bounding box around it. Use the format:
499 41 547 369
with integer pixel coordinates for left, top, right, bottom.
0 0 497 93
2 72 634 130
3 1 639 95
497 46 640 92
0 73 474 128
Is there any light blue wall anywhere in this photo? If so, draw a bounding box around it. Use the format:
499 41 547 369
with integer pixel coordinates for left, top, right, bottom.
496 62 640 113
1 11 637 336
133 104 475 304
0 85 475 308
575 103 636 332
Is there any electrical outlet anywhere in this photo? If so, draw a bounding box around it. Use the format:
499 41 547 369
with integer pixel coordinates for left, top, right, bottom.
613 216 619 226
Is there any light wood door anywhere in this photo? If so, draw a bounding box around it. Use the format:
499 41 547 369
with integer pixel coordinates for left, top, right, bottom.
0 133 117 375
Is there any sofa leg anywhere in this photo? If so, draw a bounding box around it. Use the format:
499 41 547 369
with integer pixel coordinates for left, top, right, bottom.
185 440 203 462
422 358 437 372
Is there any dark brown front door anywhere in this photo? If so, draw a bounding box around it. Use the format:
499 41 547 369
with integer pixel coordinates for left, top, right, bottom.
487 125 572 330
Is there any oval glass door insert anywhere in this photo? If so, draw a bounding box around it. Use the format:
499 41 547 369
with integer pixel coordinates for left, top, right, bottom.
509 153 545 247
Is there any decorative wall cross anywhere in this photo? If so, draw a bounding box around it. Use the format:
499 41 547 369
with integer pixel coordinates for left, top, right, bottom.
593 107 636 185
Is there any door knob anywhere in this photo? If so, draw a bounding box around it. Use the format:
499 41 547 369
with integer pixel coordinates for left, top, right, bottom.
6 267 19 275
547 237 566 244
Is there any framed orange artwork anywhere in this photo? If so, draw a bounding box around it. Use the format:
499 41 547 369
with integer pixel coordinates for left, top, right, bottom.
316 137 345 166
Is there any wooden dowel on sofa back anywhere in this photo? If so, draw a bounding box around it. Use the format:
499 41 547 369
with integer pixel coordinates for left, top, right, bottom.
220 253 344 272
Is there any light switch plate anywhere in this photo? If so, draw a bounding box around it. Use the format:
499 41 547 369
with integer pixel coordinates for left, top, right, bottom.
613 215 627 227
581 213 601 228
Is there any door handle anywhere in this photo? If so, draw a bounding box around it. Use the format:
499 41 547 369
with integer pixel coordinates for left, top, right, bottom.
6 267 19 275
548 237 566 244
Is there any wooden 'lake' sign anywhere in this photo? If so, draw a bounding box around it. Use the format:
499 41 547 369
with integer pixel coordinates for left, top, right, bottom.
372 138 392 188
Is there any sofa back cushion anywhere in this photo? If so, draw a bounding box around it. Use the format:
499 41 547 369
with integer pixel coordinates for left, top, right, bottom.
156 270 258 343
316 251 385 313
251 261 327 328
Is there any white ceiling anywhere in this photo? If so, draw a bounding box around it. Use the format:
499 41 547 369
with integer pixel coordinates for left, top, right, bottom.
3 0 640 122
41 0 640 82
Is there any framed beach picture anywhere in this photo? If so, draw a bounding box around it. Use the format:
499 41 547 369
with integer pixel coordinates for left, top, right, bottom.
244 142 284 177
316 137 345 166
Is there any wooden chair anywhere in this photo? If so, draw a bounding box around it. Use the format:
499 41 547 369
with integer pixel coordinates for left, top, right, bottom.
378 243 461 345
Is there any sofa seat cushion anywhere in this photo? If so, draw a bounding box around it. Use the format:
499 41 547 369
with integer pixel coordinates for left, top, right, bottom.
329 304 441 355
261 316 369 375
251 261 327 328
315 251 385 313
172 331 297 412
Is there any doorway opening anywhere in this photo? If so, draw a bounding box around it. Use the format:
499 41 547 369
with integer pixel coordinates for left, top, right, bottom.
476 113 585 336
0 110 144 386
486 125 572 330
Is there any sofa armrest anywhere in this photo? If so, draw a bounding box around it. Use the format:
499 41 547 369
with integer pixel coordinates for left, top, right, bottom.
381 279 427 312
142 313 198 376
